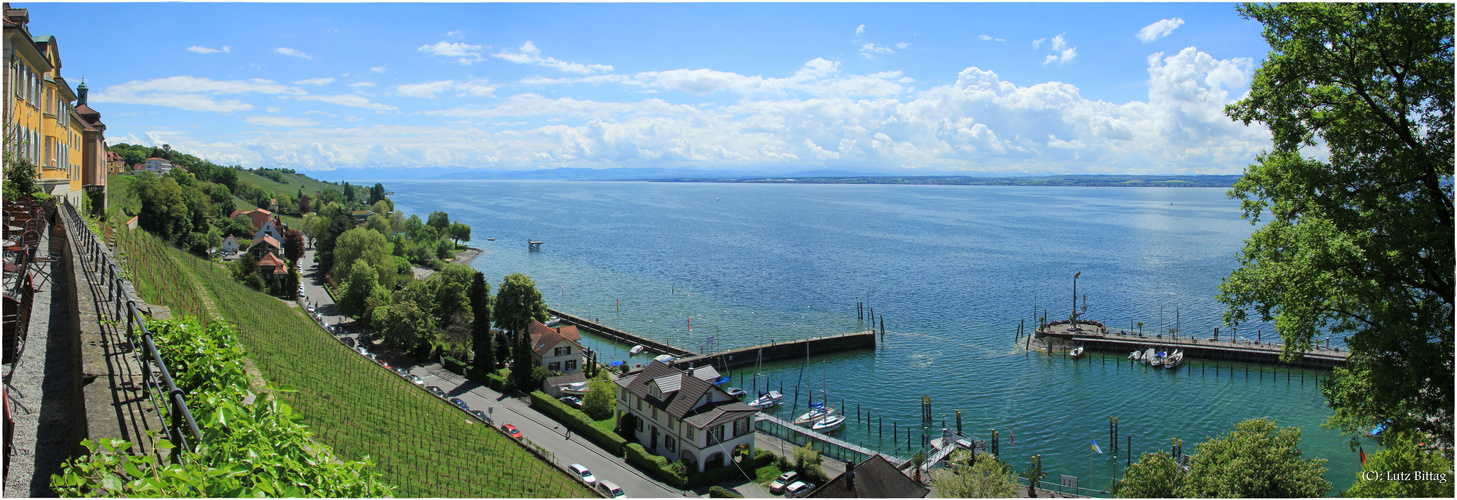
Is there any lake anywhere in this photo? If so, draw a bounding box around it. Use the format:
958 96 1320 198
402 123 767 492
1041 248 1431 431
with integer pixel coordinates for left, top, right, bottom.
389 180 1359 493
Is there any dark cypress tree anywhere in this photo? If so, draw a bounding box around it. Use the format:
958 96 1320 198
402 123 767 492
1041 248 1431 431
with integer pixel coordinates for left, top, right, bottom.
494 331 511 369
469 272 494 379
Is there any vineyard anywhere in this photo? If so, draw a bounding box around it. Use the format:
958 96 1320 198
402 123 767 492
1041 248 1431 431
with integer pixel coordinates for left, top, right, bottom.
161 244 591 497
113 227 211 323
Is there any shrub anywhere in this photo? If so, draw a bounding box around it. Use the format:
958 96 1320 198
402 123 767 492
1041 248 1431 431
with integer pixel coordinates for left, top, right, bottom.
708 486 743 498
442 356 467 375
529 391 626 456
626 443 687 488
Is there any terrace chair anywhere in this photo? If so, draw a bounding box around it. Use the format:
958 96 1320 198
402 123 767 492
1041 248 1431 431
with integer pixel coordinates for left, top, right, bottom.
2 274 34 364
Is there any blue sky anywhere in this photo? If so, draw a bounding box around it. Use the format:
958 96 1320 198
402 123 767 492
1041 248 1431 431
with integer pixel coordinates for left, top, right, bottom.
24 2 1276 175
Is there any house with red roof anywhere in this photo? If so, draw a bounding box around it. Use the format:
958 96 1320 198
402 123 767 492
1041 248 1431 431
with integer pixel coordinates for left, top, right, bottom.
528 320 584 374
230 208 273 232
247 233 281 259
614 360 758 473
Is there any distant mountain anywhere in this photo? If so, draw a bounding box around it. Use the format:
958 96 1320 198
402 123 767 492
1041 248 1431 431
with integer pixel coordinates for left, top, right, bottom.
299 167 1240 187
652 174 1243 187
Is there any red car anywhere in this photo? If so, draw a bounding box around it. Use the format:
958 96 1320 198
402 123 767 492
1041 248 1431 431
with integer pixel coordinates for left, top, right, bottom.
501 423 522 439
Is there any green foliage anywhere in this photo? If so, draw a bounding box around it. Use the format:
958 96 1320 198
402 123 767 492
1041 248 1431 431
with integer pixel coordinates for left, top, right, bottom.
448 221 471 245
1115 418 1331 498
708 485 743 498
427 210 450 232
377 299 433 353
51 318 393 497
1019 454 1043 497
442 356 468 375
365 213 390 237
1222 2 1454 442
469 272 495 379
3 154 39 200
339 259 385 319
1347 432 1455 498
933 451 1019 498
498 273 548 388
529 390 626 456
332 227 393 291
136 175 192 242
582 370 615 421
625 443 688 488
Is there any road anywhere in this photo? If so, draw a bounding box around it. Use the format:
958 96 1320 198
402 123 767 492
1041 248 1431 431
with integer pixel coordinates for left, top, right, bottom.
296 248 687 498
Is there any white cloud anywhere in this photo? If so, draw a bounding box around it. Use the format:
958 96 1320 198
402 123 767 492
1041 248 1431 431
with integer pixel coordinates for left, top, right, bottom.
297 93 397 111
1032 38 1045 49
395 79 496 99
1039 34 1077 66
895 42 911 50
348 82 376 88
187 45 230 54
418 40 486 65
859 43 894 57
856 24 865 36
295 77 335 86
1137 18 1185 43
977 35 1005 42
370 65 388 73
275 47 312 59
493 41 613 74
88 76 306 113
245 115 320 128
266 107 281 113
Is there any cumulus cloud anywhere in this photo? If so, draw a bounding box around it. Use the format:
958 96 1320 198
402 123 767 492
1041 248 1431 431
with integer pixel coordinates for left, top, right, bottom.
1040 34 1077 66
275 47 312 59
348 82 376 88
492 41 613 74
370 65 388 73
295 77 335 86
856 24 865 36
419 40 486 65
187 45 230 54
245 115 321 128
860 43 894 56
977 35 1005 42
88 76 306 113
1138 18 1185 43
395 79 496 98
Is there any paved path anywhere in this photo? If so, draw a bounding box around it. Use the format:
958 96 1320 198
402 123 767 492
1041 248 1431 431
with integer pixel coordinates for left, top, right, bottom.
295 248 686 498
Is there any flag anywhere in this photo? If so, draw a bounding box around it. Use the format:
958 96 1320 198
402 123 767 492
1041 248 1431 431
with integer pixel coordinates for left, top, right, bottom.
1010 428 1014 445
1359 446 1367 465
687 317 692 331
1092 439 1103 454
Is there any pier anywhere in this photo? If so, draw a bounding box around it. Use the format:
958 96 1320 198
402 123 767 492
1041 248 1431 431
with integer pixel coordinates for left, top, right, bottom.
1037 321 1349 370
674 331 877 373
547 308 698 358
755 413 905 468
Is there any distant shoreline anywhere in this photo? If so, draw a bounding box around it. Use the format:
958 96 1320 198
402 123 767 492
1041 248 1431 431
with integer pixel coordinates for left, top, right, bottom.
640 174 1241 188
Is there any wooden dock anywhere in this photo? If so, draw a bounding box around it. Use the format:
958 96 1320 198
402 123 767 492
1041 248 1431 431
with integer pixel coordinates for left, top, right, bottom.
1037 321 1349 369
755 413 905 468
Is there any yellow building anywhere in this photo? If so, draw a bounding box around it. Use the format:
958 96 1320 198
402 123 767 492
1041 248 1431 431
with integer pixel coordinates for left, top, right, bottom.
5 4 98 208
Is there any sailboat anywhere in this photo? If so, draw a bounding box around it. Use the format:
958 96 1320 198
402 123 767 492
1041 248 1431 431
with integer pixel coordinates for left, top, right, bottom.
748 390 783 409
1142 348 1156 365
807 360 846 433
1069 345 1085 359
1129 350 1143 361
1163 349 1184 369
793 402 837 426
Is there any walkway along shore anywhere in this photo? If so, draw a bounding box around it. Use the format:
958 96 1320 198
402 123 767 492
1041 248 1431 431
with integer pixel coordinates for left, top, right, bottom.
1036 320 1349 370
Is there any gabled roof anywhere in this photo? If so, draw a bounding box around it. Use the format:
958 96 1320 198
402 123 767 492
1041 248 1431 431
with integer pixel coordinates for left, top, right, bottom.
528 320 581 342
615 361 756 428
222 235 238 245
248 234 280 251
257 252 288 274
807 454 928 498
530 326 583 357
545 372 587 387
690 365 721 382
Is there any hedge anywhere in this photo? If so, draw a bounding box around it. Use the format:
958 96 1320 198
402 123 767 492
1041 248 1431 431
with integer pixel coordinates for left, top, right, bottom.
442 356 467 375
686 448 773 487
626 443 689 488
708 486 743 498
529 391 627 456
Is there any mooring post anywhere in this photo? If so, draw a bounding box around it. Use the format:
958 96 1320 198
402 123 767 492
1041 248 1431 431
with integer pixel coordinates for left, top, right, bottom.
1127 435 1133 466
956 410 962 435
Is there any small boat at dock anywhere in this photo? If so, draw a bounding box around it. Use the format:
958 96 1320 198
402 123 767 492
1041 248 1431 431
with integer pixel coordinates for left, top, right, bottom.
725 387 748 399
653 354 675 364
486 237 495 241
1069 346 1085 359
629 345 646 356
793 403 836 426
1163 350 1184 369
545 316 561 327
1129 350 1142 361
1143 348 1156 365
811 414 847 433
748 390 784 409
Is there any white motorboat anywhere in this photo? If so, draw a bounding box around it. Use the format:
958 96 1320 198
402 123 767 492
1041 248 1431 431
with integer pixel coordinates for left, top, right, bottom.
1143 348 1156 365
653 354 675 364
811 414 847 433
1163 350 1184 369
748 390 784 409
793 404 836 426
629 345 646 356
1129 350 1142 361
725 387 748 399
560 381 590 396
1069 346 1085 359
545 316 561 327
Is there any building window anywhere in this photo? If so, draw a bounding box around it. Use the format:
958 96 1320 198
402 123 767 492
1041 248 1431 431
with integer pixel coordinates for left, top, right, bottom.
636 397 642 411
709 425 724 445
619 387 626 401
637 416 644 431
667 436 677 453
548 361 560 371
686 426 695 444
651 407 657 420
565 360 576 371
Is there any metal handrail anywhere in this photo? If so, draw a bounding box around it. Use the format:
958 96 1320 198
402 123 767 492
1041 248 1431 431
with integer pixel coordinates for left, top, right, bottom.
59 201 203 456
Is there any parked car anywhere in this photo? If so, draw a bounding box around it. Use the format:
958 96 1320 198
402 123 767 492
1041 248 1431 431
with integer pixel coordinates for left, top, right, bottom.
785 481 815 498
469 409 491 423
769 471 799 495
427 386 447 398
501 423 522 439
355 346 369 356
595 480 625 498
568 463 597 487
449 397 469 410
558 396 582 408
394 367 410 377
407 374 424 385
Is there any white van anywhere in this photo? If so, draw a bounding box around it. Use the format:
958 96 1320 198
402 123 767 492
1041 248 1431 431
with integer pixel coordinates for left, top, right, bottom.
596 480 625 498
568 463 596 487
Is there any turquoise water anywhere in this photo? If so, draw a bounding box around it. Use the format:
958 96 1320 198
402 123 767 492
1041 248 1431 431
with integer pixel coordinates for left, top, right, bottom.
390 181 1360 493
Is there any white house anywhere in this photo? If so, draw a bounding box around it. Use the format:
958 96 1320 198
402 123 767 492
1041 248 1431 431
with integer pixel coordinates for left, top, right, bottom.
529 321 583 374
220 235 240 255
615 361 758 473
143 157 172 174
253 217 284 243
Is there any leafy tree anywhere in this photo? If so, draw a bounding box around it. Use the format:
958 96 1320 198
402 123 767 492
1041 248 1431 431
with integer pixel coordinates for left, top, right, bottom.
469 272 495 379
369 182 386 205
282 229 305 264
442 310 474 359
791 442 829 484
343 182 355 203
2 155 39 201
448 221 471 246
298 193 311 214
494 330 511 369
427 210 450 232
1116 418 1331 498
365 214 391 237
1347 432 1455 498
404 214 426 240
1019 454 1043 497
301 214 325 248
371 200 391 217
332 226 394 290
1221 3 1454 442
582 370 614 420
339 259 384 319
1115 453 1184 498
496 273 548 335
932 451 1018 498
275 195 299 216
137 176 191 242
377 299 433 353
435 237 455 260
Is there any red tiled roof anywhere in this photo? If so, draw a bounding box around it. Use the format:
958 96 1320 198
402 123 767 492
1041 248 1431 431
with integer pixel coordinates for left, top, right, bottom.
257 253 288 274
530 326 583 358
248 234 280 251
528 320 581 342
